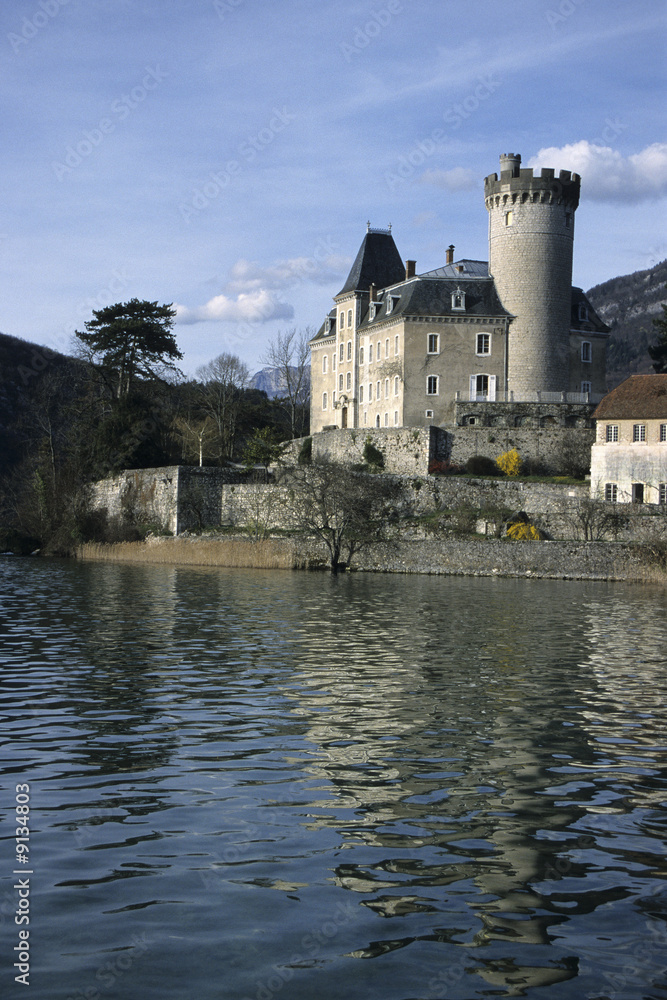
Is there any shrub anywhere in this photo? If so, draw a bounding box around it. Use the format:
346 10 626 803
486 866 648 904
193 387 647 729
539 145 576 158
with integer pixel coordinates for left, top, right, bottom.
298 436 312 465
466 455 497 476
496 448 522 477
506 521 540 540
363 439 384 469
429 460 464 475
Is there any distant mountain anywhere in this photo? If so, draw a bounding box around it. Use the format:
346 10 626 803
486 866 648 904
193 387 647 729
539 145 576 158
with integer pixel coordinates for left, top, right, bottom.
249 365 311 399
586 259 667 388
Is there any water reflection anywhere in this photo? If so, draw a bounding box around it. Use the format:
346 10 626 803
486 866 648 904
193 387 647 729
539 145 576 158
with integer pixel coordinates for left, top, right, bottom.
1 560 666 1000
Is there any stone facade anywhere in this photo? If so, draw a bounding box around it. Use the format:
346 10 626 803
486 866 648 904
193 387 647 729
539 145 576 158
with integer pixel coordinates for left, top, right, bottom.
310 426 446 475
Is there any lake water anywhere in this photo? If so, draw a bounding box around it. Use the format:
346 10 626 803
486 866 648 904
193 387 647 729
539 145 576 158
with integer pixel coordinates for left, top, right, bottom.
1 557 666 1000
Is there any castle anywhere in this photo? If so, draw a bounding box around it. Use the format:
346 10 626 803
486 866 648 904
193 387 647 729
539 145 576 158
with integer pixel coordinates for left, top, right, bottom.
309 153 609 435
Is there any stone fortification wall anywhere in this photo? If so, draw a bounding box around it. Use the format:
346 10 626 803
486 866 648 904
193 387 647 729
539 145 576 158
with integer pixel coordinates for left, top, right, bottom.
444 424 594 476
311 426 447 475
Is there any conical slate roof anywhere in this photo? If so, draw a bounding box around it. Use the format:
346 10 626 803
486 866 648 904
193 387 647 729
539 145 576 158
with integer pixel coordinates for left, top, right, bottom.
337 228 406 296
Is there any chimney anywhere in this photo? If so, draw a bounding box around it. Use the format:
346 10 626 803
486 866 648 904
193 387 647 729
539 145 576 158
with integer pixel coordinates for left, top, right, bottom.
446 245 455 265
369 283 377 302
405 260 416 280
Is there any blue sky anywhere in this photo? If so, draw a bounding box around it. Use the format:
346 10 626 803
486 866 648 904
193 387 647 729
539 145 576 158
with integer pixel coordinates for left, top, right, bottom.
2 0 666 376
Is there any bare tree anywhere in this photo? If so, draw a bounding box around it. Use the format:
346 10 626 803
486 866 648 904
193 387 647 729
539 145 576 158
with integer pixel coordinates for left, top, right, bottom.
196 352 250 460
283 462 401 573
261 327 312 439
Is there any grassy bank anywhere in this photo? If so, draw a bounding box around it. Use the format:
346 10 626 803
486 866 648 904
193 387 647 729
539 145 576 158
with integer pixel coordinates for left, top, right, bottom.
76 536 317 570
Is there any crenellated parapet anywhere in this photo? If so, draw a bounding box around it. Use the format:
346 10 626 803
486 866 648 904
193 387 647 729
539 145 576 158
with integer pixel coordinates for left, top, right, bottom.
484 152 580 211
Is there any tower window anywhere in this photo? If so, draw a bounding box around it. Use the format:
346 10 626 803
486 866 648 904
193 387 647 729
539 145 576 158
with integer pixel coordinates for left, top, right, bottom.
385 338 389 357
385 378 389 398
376 380 381 399
347 309 352 328
427 333 439 354
347 341 352 360
368 382 372 401
339 343 344 362
394 376 399 396
394 334 399 355
377 341 381 359
394 410 399 426
322 392 327 410
427 375 439 395
332 354 336 371
581 381 591 395
369 344 373 363
339 312 345 330
581 341 591 362
359 346 364 365
322 355 328 374
339 374 343 391
505 211 513 226
359 384 364 403
476 333 490 355
384 412 388 426
346 371 351 390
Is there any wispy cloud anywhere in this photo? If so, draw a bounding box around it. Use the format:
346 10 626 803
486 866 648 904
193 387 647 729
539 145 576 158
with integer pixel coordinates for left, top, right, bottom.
226 254 348 293
175 289 293 325
528 142 667 203
419 167 477 192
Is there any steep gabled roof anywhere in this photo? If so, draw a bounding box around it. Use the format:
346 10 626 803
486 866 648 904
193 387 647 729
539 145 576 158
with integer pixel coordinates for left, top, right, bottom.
593 374 667 420
571 288 610 334
337 228 406 296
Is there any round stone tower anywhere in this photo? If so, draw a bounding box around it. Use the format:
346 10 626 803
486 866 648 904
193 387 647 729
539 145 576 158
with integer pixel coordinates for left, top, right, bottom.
484 152 581 397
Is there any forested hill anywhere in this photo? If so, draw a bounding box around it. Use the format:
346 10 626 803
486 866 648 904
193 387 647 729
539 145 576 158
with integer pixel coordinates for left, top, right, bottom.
586 258 667 389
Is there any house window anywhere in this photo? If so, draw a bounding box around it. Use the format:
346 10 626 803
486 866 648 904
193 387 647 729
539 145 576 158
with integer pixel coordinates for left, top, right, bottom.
606 424 619 442
347 341 352 360
581 341 592 362
377 341 381 360
346 372 351 390
394 335 399 355
452 290 465 311
322 392 327 410
394 410 399 426
359 346 364 365
659 483 667 504
369 344 373 363
347 309 352 328
385 378 389 398
376 380 381 399
632 483 644 504
385 338 389 357
427 375 438 395
633 424 646 442
322 355 328 373
332 354 336 371
505 210 513 226
359 384 364 403
660 424 666 442
476 333 490 355
339 312 345 330
339 374 343 391
394 376 399 396
605 483 618 502
339 343 344 362
427 333 439 354
425 409 434 419
581 381 591 395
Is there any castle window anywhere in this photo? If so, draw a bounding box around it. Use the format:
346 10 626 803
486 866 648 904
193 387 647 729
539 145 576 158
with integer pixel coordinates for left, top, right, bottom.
660 424 666 442
359 385 364 403
385 338 389 357
395 334 399 355
363 411 367 425
385 378 389 398
377 341 381 359
476 333 490 355
578 304 589 322
339 343 344 362
427 375 439 395
347 341 352 360
633 424 646 442
376 380 381 399
339 374 343 392
339 312 345 330
581 381 591 396
394 376 399 396
605 483 618 502
451 290 466 311
659 483 667 504
376 415 380 427
322 355 328 374
369 344 373 363
632 483 644 504
384 412 389 426
581 341 591 362
346 372 352 390
425 409 434 419
606 424 619 442
427 333 439 354
332 391 336 406
332 354 336 371
347 309 353 328
505 210 513 226
368 382 372 401
394 410 399 426
359 346 364 365
322 392 328 410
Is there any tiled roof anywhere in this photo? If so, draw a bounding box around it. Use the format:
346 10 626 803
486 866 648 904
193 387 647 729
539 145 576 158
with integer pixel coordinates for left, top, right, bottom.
337 229 406 296
593 374 667 419
357 273 510 328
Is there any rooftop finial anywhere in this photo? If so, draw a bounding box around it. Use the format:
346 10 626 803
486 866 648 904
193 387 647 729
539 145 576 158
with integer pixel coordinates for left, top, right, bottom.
388 222 392 232
367 220 371 232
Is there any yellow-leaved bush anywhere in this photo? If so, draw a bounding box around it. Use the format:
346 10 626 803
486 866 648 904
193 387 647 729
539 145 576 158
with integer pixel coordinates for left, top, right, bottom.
496 448 522 477
506 521 540 540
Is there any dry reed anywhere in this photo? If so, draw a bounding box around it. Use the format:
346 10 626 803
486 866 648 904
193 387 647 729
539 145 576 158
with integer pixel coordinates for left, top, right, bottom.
76 536 308 569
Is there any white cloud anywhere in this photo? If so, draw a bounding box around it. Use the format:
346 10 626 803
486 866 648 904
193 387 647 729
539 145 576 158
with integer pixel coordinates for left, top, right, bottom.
175 289 293 326
528 142 667 203
418 167 477 192
226 254 348 293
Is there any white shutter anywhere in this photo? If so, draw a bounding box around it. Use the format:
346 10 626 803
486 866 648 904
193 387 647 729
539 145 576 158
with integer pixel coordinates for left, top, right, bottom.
469 375 476 401
489 375 497 401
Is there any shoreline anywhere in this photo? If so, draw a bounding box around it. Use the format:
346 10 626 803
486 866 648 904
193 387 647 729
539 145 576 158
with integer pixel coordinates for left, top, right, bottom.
75 534 666 584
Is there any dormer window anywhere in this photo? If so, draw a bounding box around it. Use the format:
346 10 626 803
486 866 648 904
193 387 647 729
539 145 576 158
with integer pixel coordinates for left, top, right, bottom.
386 295 398 315
578 304 589 322
452 289 466 311
369 303 377 321
324 317 331 335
